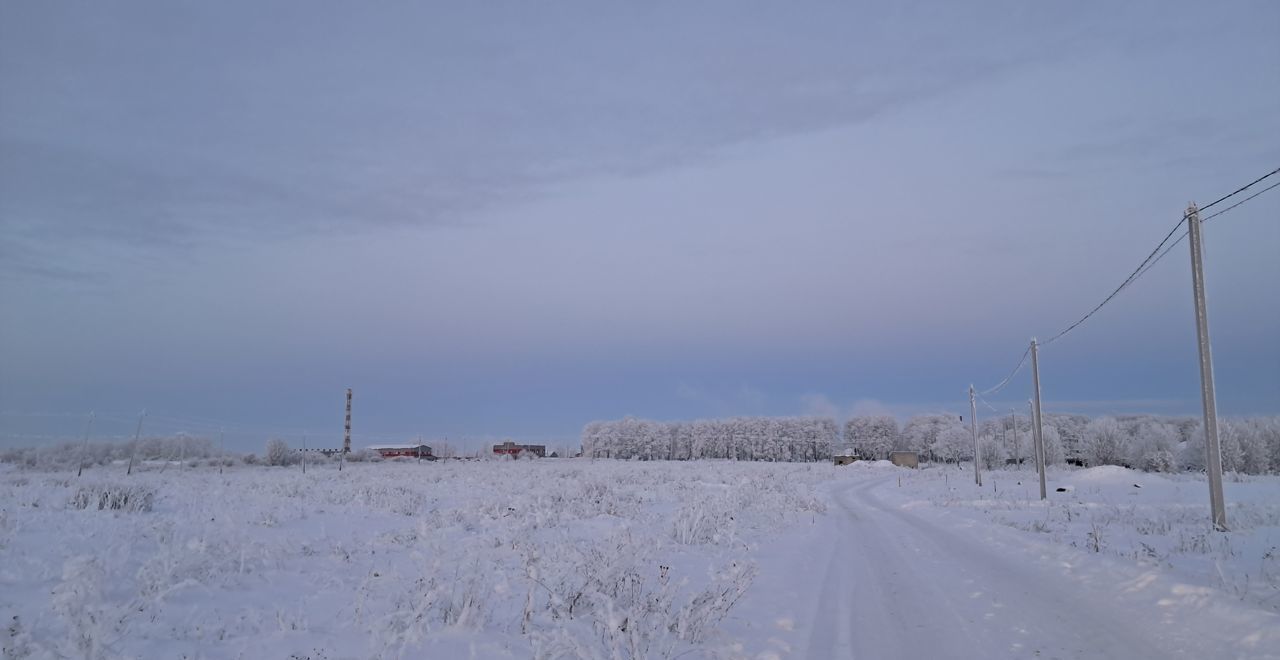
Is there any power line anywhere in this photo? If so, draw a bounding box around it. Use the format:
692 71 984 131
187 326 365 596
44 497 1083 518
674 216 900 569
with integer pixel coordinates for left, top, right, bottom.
1198 166 1280 213
1132 177 1280 287
977 165 1279 393
1202 177 1280 222
1041 166 1279 348
1040 214 1186 347
976 392 1001 414
979 345 1030 396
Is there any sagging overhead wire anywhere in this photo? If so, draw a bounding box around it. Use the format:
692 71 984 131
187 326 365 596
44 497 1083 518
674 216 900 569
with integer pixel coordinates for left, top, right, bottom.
1132 177 1280 292
1043 166 1279 349
977 165 1279 394
979 345 1031 397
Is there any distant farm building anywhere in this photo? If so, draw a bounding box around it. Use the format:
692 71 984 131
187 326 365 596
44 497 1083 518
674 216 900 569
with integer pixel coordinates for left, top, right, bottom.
493 441 546 458
833 449 859 466
889 451 919 469
368 444 435 460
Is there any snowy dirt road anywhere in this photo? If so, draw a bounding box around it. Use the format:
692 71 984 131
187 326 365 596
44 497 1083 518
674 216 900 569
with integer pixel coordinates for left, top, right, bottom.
799 474 1279 660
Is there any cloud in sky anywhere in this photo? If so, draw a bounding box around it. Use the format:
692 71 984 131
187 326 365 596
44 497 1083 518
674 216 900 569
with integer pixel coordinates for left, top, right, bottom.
0 1 1118 266
2 1 1278 449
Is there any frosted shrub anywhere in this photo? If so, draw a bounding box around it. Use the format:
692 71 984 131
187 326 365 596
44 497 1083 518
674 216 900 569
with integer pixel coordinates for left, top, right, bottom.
372 564 494 655
671 500 736 545
265 438 292 466
1143 448 1176 473
52 556 121 660
70 482 155 512
529 555 757 660
1084 417 1130 466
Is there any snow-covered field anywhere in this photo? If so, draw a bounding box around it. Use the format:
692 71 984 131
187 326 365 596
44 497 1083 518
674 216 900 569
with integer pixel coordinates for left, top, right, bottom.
0 459 830 659
2 459 1278 659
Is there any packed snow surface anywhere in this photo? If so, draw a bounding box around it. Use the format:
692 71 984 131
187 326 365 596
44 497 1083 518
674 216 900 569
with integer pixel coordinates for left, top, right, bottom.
1 460 1277 658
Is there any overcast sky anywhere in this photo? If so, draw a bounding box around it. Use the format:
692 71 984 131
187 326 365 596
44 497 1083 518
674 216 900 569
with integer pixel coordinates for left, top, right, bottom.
2 1 1278 451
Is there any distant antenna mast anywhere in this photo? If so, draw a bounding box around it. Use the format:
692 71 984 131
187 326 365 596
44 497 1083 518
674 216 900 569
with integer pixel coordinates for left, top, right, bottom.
344 388 353 453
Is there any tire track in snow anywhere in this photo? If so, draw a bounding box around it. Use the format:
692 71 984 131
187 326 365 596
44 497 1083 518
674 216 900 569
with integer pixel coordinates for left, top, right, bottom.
800 474 1273 660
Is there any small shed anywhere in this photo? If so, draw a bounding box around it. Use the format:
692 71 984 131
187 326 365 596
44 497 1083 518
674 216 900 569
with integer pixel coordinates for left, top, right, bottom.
889 451 919 469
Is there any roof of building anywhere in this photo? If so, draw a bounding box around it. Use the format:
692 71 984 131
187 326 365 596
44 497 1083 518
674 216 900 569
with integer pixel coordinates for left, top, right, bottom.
367 444 432 450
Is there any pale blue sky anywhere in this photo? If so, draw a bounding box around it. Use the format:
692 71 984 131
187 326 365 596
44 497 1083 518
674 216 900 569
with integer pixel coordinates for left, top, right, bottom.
2 1 1278 450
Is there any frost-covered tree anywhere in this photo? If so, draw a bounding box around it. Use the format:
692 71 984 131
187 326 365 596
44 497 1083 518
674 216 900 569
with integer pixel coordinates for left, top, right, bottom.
1220 421 1246 473
580 416 835 462
978 433 1004 470
1043 413 1089 464
1041 425 1064 466
1083 417 1129 467
1180 427 1206 472
266 438 292 466
843 416 898 460
1236 420 1269 475
901 414 960 459
931 426 972 464
1261 418 1280 474
1131 421 1180 472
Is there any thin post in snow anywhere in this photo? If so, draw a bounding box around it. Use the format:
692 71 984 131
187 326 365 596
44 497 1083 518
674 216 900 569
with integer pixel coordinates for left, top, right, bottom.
219 427 225 475
1030 339 1047 500
127 410 147 475
1186 202 1228 531
302 434 307 474
343 388 353 454
78 411 95 477
970 385 981 487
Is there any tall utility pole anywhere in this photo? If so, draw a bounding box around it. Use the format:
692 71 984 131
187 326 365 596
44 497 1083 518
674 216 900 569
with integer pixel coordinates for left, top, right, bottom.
78 411 94 477
970 385 981 486
1030 339 1047 500
127 410 147 475
1186 202 1228 531
1010 410 1019 467
1028 399 1039 469
344 388 353 454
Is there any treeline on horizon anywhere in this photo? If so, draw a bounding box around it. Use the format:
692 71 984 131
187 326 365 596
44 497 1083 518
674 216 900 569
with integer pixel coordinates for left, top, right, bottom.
581 413 1280 474
4 413 1278 475
581 417 837 462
